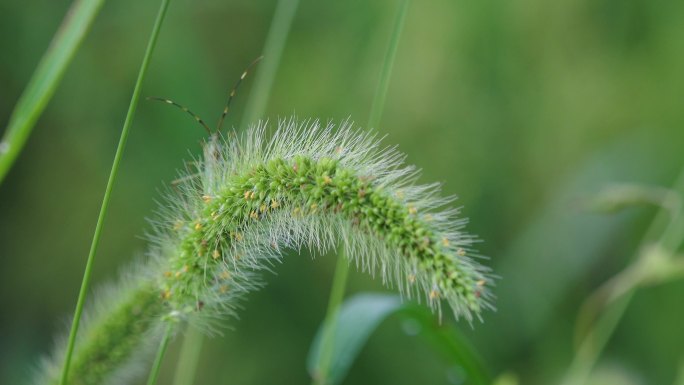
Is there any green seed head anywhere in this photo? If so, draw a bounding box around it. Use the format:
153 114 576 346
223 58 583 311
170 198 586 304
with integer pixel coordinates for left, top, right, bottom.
150 119 494 325
40 119 494 385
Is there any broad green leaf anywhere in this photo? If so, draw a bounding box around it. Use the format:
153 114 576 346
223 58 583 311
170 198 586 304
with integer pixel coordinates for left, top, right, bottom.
307 293 490 385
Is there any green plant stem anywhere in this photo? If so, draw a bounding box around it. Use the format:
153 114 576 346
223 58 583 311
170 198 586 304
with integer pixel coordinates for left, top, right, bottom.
313 1 409 383
0 0 106 184
314 252 350 385
562 292 633 385
58 1 171 384
562 168 684 385
367 0 409 130
147 324 174 385
241 0 300 127
172 327 205 385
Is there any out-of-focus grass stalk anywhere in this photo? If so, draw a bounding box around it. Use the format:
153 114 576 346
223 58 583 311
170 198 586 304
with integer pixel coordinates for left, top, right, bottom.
172 327 205 385
366 0 410 131
172 2 300 384
562 293 633 385
561 169 684 385
240 0 300 128
314 251 350 385
314 1 410 384
0 0 106 184
146 324 174 385
58 1 171 384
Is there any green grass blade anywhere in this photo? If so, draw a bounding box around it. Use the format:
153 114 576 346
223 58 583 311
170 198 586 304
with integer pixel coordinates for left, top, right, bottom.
404 308 490 385
367 0 409 130
307 293 490 385
308 294 401 385
58 1 171 384
240 0 300 127
0 0 106 184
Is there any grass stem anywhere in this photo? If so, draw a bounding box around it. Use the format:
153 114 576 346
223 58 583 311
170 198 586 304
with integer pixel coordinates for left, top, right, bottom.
172 327 205 385
562 168 684 385
147 324 174 385
58 1 171 384
313 252 350 385
367 0 409 130
240 0 300 128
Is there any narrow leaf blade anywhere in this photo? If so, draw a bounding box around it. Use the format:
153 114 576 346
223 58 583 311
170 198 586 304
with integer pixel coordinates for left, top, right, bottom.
0 0 105 183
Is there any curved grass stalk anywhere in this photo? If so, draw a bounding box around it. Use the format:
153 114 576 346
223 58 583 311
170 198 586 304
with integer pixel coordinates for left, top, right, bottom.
562 168 684 385
41 120 492 385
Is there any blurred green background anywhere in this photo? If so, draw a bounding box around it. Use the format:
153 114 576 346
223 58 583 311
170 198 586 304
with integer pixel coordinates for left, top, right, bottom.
2 0 684 384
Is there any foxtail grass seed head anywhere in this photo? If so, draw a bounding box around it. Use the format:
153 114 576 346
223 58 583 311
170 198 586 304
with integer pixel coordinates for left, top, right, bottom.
149 118 494 326
43 119 494 385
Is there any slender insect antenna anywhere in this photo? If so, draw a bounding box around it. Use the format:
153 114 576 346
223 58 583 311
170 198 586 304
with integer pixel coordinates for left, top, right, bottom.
147 97 212 135
215 55 264 133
